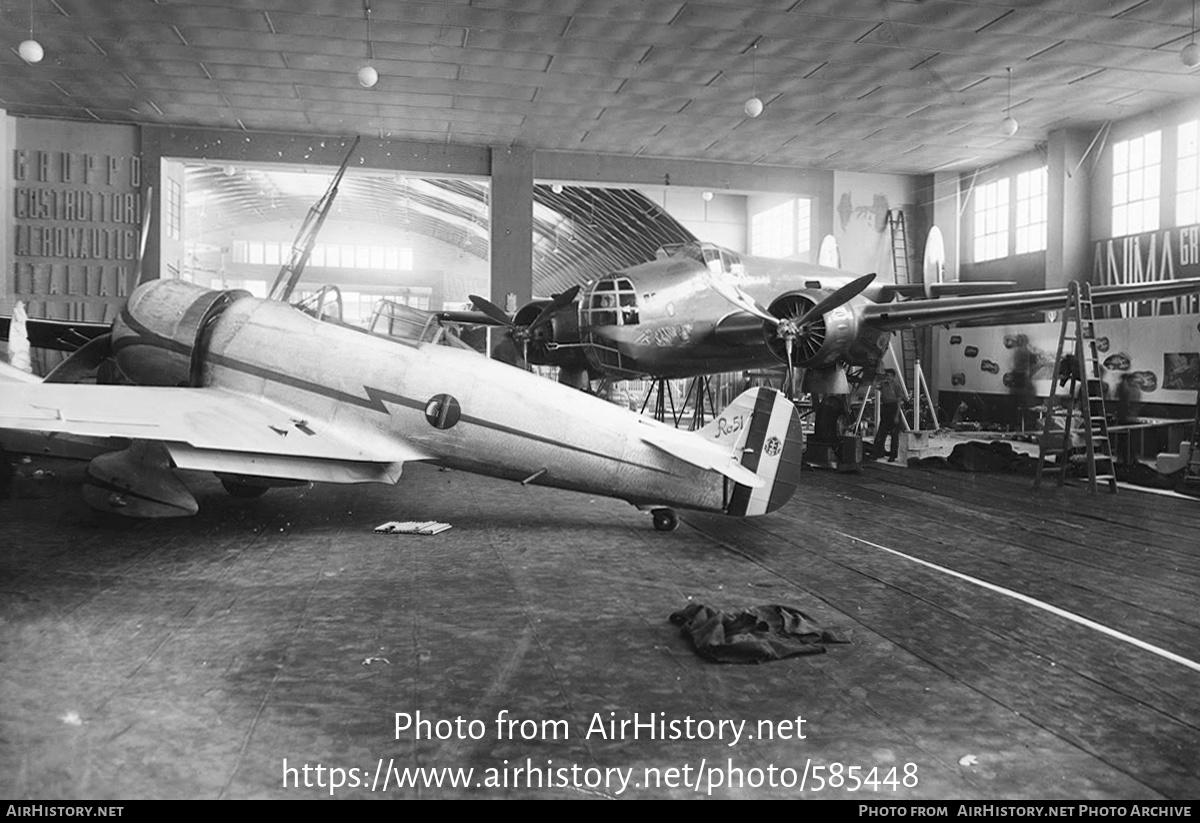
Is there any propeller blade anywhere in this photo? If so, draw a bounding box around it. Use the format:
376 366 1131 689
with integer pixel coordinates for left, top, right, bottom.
785 336 795 399
528 284 581 332
705 274 779 326
552 284 581 306
468 294 515 328
794 273 875 329
43 333 113 384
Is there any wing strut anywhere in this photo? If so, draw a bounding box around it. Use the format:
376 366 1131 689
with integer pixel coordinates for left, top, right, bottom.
267 136 361 302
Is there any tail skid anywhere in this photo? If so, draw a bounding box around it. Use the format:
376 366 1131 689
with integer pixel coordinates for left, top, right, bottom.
701 388 804 516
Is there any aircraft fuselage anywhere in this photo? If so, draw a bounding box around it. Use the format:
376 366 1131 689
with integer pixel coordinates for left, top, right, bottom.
548 243 892 380
110 279 787 516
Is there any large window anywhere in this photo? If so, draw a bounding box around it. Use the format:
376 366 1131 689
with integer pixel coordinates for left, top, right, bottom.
233 241 413 271
973 178 1009 262
1015 167 1047 254
1178 121 1200 226
1112 130 1161 237
166 177 182 241
750 198 811 258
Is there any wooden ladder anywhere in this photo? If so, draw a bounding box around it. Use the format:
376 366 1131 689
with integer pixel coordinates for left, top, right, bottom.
1179 385 1200 492
1034 281 1118 494
886 209 918 381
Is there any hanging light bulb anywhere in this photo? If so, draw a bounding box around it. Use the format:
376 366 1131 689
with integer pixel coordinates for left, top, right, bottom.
18 0 41 63
551 183 564 194
358 1 378 87
1184 0 1200 66
743 38 763 118
1000 66 1019 136
19 39 43 63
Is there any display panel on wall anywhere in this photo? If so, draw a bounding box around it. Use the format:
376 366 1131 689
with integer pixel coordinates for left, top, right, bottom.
1093 224 1200 318
10 147 142 324
937 312 1200 406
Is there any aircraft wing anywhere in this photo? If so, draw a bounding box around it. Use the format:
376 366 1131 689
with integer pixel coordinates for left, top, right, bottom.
874 281 1017 300
0 361 40 384
0 383 430 483
861 277 1200 330
0 316 109 350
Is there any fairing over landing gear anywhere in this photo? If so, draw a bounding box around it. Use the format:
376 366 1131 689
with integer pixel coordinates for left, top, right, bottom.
651 508 679 532
220 478 270 499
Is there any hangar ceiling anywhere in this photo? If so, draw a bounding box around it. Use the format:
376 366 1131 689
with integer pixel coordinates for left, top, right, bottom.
3 0 1200 176
183 162 696 294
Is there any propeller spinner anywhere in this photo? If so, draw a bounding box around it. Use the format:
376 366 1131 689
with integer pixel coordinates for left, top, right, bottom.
469 286 580 368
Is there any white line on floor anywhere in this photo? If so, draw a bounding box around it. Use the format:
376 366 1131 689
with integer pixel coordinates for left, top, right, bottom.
835 530 1200 673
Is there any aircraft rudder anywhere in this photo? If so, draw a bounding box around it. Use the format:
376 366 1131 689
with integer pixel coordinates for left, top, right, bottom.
698 386 764 445
725 388 803 517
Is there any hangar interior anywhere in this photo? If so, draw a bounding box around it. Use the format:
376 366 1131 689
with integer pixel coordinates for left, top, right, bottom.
1 0 1200 802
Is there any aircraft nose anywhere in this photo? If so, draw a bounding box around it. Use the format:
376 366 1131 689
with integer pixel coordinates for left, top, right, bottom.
113 280 246 386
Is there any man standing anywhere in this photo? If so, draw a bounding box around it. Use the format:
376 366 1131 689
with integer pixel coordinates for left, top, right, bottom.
873 369 909 462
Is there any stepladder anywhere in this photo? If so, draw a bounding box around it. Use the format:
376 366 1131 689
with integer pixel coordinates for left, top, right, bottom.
886 210 919 380
1034 281 1118 494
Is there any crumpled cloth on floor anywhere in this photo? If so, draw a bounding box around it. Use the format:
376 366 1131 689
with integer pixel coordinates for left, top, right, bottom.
669 603 851 664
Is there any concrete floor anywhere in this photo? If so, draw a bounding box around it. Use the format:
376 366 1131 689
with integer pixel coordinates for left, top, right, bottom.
1 455 1198 799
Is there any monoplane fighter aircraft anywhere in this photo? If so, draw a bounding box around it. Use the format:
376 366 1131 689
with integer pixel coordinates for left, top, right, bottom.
472 240 1200 395
0 278 802 530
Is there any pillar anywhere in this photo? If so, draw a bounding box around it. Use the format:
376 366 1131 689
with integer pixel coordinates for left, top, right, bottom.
489 146 534 307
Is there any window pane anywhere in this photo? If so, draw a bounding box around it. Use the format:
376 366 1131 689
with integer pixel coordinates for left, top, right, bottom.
973 178 1010 261
1113 131 1160 235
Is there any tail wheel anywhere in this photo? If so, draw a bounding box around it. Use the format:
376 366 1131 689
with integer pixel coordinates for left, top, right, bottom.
651 508 679 532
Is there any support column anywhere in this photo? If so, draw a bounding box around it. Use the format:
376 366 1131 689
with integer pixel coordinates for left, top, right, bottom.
1 111 13 305
1047 128 1092 290
920 171 963 412
140 126 162 284
489 146 534 307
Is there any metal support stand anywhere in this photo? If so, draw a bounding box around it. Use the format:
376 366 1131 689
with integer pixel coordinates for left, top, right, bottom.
640 377 677 423
1178 385 1200 495
679 375 717 430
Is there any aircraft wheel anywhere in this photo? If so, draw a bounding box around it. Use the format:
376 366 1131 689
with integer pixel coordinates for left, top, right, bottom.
651 508 679 532
221 478 269 499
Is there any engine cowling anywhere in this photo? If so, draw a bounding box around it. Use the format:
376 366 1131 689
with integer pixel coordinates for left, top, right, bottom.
111 279 248 387
763 290 885 370
509 299 586 371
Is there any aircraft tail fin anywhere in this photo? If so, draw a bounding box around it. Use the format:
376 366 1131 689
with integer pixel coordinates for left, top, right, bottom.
700 387 804 516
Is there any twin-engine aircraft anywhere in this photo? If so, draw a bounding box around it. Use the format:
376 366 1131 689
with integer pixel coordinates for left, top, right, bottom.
0 279 802 529
473 240 1200 394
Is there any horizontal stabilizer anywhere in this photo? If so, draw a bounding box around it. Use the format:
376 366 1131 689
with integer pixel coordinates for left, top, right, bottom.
639 419 764 489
